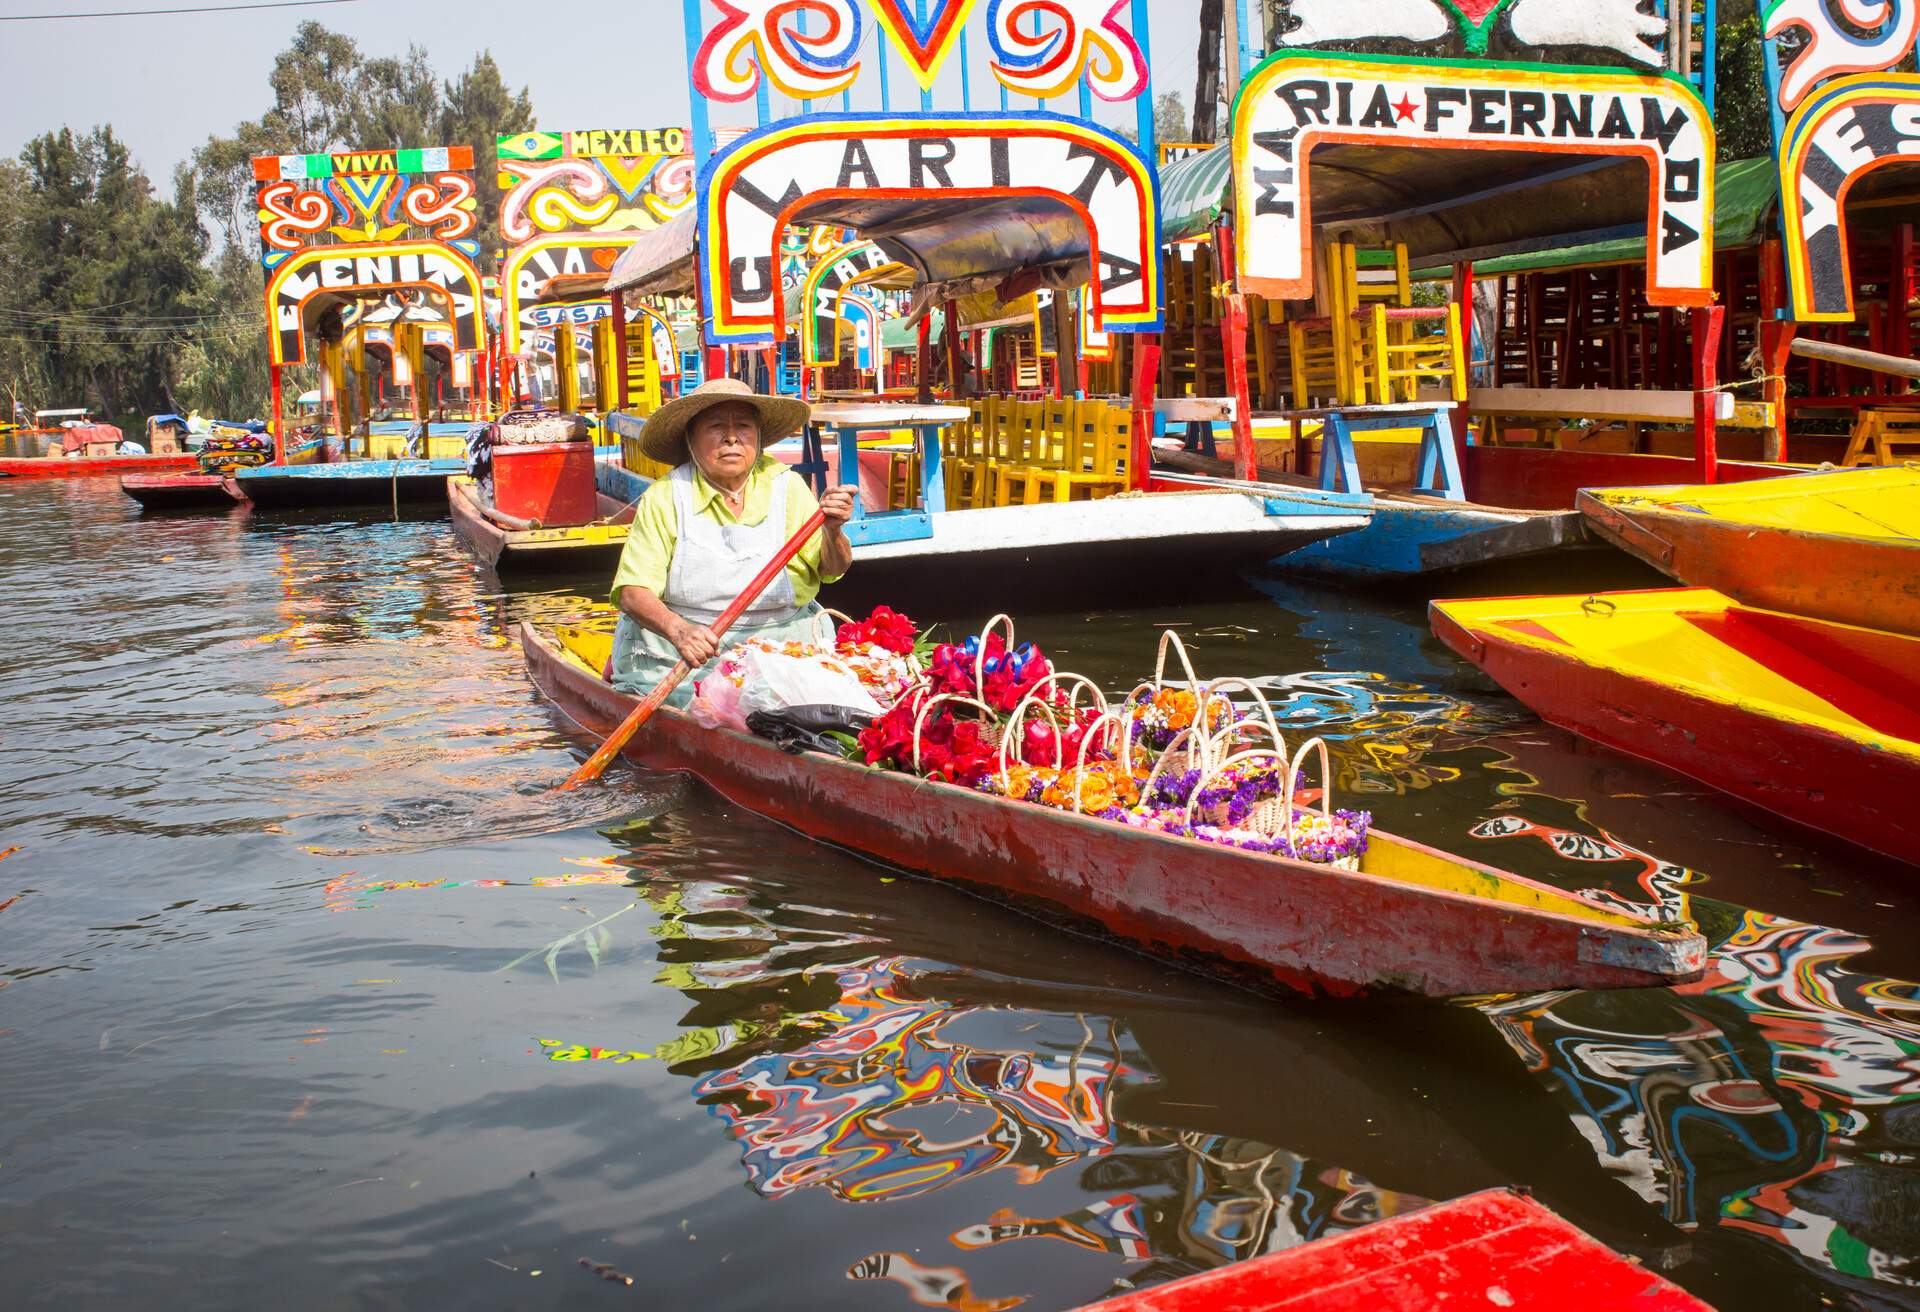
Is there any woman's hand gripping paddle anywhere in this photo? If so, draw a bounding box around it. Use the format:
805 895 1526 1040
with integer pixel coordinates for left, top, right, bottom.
558 508 828 790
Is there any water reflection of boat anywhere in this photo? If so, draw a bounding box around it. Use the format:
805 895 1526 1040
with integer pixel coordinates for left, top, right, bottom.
522 620 1706 997
1482 911 1920 1308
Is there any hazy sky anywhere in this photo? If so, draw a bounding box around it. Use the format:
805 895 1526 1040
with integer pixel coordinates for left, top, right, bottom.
0 0 1213 183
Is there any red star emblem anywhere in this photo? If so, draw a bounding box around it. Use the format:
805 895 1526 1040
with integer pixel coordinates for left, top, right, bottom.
1393 94 1419 123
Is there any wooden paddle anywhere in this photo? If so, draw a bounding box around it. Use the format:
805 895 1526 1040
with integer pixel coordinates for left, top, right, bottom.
558 507 828 790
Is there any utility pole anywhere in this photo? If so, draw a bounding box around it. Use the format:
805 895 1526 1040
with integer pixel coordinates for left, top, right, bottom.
1193 0 1224 142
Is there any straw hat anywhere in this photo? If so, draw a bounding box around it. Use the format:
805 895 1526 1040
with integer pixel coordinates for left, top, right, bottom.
637 378 811 467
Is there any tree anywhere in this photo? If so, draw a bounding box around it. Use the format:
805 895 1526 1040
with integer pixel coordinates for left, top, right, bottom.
439 52 536 259
1154 91 1189 147
6 127 209 421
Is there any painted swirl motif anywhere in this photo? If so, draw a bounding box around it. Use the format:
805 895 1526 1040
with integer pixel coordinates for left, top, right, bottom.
256 180 334 251
399 173 478 242
986 0 1148 101
499 161 614 242
694 0 864 102
1763 0 1920 109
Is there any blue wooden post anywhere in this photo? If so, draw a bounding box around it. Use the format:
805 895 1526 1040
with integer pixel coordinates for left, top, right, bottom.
680 0 714 163
1319 411 1363 494
837 423 862 519
797 422 830 494
1411 410 1466 501
918 422 946 513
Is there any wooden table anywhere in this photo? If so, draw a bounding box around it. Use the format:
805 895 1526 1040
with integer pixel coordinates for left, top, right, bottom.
802 403 971 545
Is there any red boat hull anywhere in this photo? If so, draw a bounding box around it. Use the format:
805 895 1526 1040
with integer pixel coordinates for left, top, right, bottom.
0 454 197 480
1430 606 1920 866
521 623 1702 998
120 472 243 510
1080 1189 1711 1311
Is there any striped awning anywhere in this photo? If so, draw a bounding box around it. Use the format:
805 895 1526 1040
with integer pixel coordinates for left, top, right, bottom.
1158 145 1231 244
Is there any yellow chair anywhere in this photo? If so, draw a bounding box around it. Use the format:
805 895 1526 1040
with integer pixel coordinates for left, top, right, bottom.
997 399 1075 505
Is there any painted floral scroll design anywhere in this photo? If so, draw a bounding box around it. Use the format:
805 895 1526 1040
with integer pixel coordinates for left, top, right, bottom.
256 173 478 255
1276 0 1666 63
1761 0 1920 110
985 0 1149 100
694 0 865 102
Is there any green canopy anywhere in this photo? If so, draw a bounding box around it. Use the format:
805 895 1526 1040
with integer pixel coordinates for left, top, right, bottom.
1158 146 1233 244
1413 156 1781 279
880 309 944 351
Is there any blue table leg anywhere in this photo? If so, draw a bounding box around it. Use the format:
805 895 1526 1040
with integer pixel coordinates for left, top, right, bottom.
836 425 864 528
918 424 946 514
1319 411 1363 494
1412 409 1466 501
796 423 829 494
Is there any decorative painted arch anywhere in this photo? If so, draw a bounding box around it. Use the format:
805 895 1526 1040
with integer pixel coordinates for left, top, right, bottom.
1231 54 1716 308
501 233 635 357
266 242 487 366
1778 75 1920 322
700 113 1162 344
838 293 881 372
802 241 908 366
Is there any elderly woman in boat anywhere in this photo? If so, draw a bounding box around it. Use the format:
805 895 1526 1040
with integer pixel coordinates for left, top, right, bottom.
609 378 857 703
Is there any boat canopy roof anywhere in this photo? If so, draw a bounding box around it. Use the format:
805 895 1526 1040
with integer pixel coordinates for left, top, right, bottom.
35 408 91 419
1159 146 1231 243
605 210 697 297
1412 157 1781 279
535 272 613 305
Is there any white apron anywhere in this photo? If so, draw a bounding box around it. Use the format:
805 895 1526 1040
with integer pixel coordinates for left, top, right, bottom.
610 463 827 704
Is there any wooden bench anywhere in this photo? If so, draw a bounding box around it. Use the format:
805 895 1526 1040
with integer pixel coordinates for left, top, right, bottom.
1469 387 1772 449
1842 408 1920 466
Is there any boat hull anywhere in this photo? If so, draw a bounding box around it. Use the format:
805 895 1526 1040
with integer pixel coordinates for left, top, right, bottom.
235 459 462 509
596 458 1373 609
0 453 197 481
1430 594 1920 866
119 472 244 510
1580 488 1920 639
521 622 1702 998
1153 458 1592 581
1080 1189 1710 1312
448 476 634 572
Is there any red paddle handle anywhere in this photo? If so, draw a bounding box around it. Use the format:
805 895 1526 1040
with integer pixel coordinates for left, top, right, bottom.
559 507 828 789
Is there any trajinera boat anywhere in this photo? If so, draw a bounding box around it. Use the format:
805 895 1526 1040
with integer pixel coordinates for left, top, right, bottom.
519 619 1706 999
1579 466 1920 638
1430 587 1920 866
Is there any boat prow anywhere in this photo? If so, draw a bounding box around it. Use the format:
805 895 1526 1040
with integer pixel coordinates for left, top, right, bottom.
520 620 1705 999
448 475 636 571
1579 465 1920 637
120 472 243 511
1431 587 1920 866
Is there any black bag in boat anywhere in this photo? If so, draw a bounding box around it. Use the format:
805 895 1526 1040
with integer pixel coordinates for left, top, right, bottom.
745 706 874 757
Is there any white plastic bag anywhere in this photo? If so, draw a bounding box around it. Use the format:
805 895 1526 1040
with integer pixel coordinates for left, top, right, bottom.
736 646 883 719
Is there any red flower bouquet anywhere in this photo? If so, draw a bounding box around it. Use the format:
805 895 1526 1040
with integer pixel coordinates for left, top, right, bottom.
836 605 918 656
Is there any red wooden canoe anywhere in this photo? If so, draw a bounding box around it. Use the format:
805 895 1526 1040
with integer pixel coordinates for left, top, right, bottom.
0 453 198 480
1079 1188 1712 1311
120 472 244 510
520 622 1706 998
1430 588 1920 866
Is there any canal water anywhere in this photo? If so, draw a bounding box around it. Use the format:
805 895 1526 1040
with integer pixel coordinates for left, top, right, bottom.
3 474 1917 1311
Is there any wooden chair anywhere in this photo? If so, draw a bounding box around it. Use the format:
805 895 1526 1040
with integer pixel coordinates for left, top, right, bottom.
1842 409 1920 466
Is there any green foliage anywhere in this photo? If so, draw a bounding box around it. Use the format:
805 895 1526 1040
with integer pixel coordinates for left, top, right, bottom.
1715 13 1775 163
1154 91 1189 146
0 127 208 420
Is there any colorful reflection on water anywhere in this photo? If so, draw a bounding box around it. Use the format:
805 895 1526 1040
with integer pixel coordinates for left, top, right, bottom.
5 479 1920 1311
